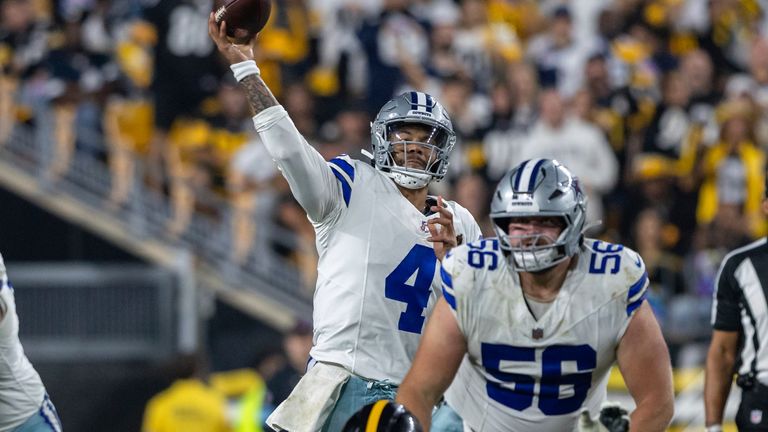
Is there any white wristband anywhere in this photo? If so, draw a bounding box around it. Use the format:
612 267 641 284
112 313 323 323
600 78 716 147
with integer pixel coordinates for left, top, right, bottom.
705 425 723 432
230 60 260 82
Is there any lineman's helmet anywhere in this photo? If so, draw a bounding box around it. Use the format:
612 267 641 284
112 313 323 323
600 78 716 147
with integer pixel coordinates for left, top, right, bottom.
490 158 587 272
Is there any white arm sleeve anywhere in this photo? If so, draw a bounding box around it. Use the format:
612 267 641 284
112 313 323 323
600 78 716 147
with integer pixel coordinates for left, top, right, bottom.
253 106 342 222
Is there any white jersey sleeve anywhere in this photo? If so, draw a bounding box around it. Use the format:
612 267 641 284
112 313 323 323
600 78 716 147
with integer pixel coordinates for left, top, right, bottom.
581 240 650 345
252 106 347 223
608 244 649 342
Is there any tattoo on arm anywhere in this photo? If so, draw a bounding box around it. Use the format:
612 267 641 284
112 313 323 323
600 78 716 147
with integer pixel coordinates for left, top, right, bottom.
240 75 278 114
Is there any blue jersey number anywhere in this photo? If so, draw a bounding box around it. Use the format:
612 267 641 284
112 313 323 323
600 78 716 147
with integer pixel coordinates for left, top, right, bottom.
468 239 499 270
385 245 437 334
588 240 623 274
481 343 596 415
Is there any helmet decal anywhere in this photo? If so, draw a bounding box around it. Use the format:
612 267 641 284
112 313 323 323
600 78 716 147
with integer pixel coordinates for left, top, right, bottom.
513 158 548 193
409 91 434 114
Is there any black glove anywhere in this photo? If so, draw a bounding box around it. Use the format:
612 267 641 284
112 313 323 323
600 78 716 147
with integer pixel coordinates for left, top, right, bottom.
578 401 630 432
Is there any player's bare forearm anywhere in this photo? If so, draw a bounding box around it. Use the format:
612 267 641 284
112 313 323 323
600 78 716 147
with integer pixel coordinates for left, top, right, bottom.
617 304 674 431
239 74 278 115
396 299 466 431
396 351 452 430
629 398 674 432
396 386 438 431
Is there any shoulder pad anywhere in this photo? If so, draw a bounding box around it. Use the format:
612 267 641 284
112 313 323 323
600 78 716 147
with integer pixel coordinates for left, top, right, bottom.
441 244 474 311
620 246 649 317
442 239 505 311
328 154 356 180
444 239 503 281
584 240 648 316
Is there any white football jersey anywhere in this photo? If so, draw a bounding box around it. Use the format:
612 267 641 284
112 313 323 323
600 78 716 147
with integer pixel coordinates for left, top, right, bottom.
0 254 47 431
440 238 648 432
255 108 482 383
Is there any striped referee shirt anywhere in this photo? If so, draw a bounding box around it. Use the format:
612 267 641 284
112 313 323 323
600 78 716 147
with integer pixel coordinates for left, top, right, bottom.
712 237 768 384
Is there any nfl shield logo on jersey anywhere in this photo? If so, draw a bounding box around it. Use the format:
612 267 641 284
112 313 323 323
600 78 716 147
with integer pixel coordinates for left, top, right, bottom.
751 409 763 424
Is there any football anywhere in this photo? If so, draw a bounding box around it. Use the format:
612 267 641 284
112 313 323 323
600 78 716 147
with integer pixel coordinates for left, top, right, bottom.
213 0 271 42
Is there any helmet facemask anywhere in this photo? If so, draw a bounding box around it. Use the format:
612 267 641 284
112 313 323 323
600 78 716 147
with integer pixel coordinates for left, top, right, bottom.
371 92 456 189
379 122 452 189
492 215 572 272
489 159 587 273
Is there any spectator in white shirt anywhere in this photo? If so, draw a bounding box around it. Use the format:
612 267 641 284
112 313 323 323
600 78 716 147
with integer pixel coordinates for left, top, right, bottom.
517 88 619 224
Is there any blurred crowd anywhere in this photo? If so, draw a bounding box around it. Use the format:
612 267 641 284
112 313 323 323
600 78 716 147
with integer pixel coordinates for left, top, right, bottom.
141 322 313 432
3 0 768 366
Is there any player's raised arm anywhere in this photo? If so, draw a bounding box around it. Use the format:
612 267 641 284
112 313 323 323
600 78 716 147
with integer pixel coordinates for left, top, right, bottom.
208 15 277 115
615 302 674 432
208 15 343 222
396 297 466 430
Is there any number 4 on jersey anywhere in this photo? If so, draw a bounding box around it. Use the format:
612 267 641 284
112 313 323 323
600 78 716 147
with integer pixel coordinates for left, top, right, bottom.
385 245 437 334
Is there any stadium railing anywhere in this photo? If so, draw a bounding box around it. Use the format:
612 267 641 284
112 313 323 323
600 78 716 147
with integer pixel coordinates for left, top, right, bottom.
0 101 312 330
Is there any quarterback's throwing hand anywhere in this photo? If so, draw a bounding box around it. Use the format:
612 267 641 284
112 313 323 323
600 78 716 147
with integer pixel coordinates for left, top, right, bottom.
207 13 254 64
427 196 457 261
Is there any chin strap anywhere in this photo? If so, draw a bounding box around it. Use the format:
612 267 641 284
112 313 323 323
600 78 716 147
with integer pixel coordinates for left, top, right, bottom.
363 148 433 188
389 171 430 189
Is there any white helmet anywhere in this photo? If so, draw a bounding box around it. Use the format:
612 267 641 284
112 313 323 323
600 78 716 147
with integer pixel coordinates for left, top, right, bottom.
490 159 587 272
371 91 456 189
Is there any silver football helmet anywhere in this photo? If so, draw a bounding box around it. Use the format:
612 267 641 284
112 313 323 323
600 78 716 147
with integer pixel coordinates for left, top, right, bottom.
490 159 587 272
371 91 456 189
